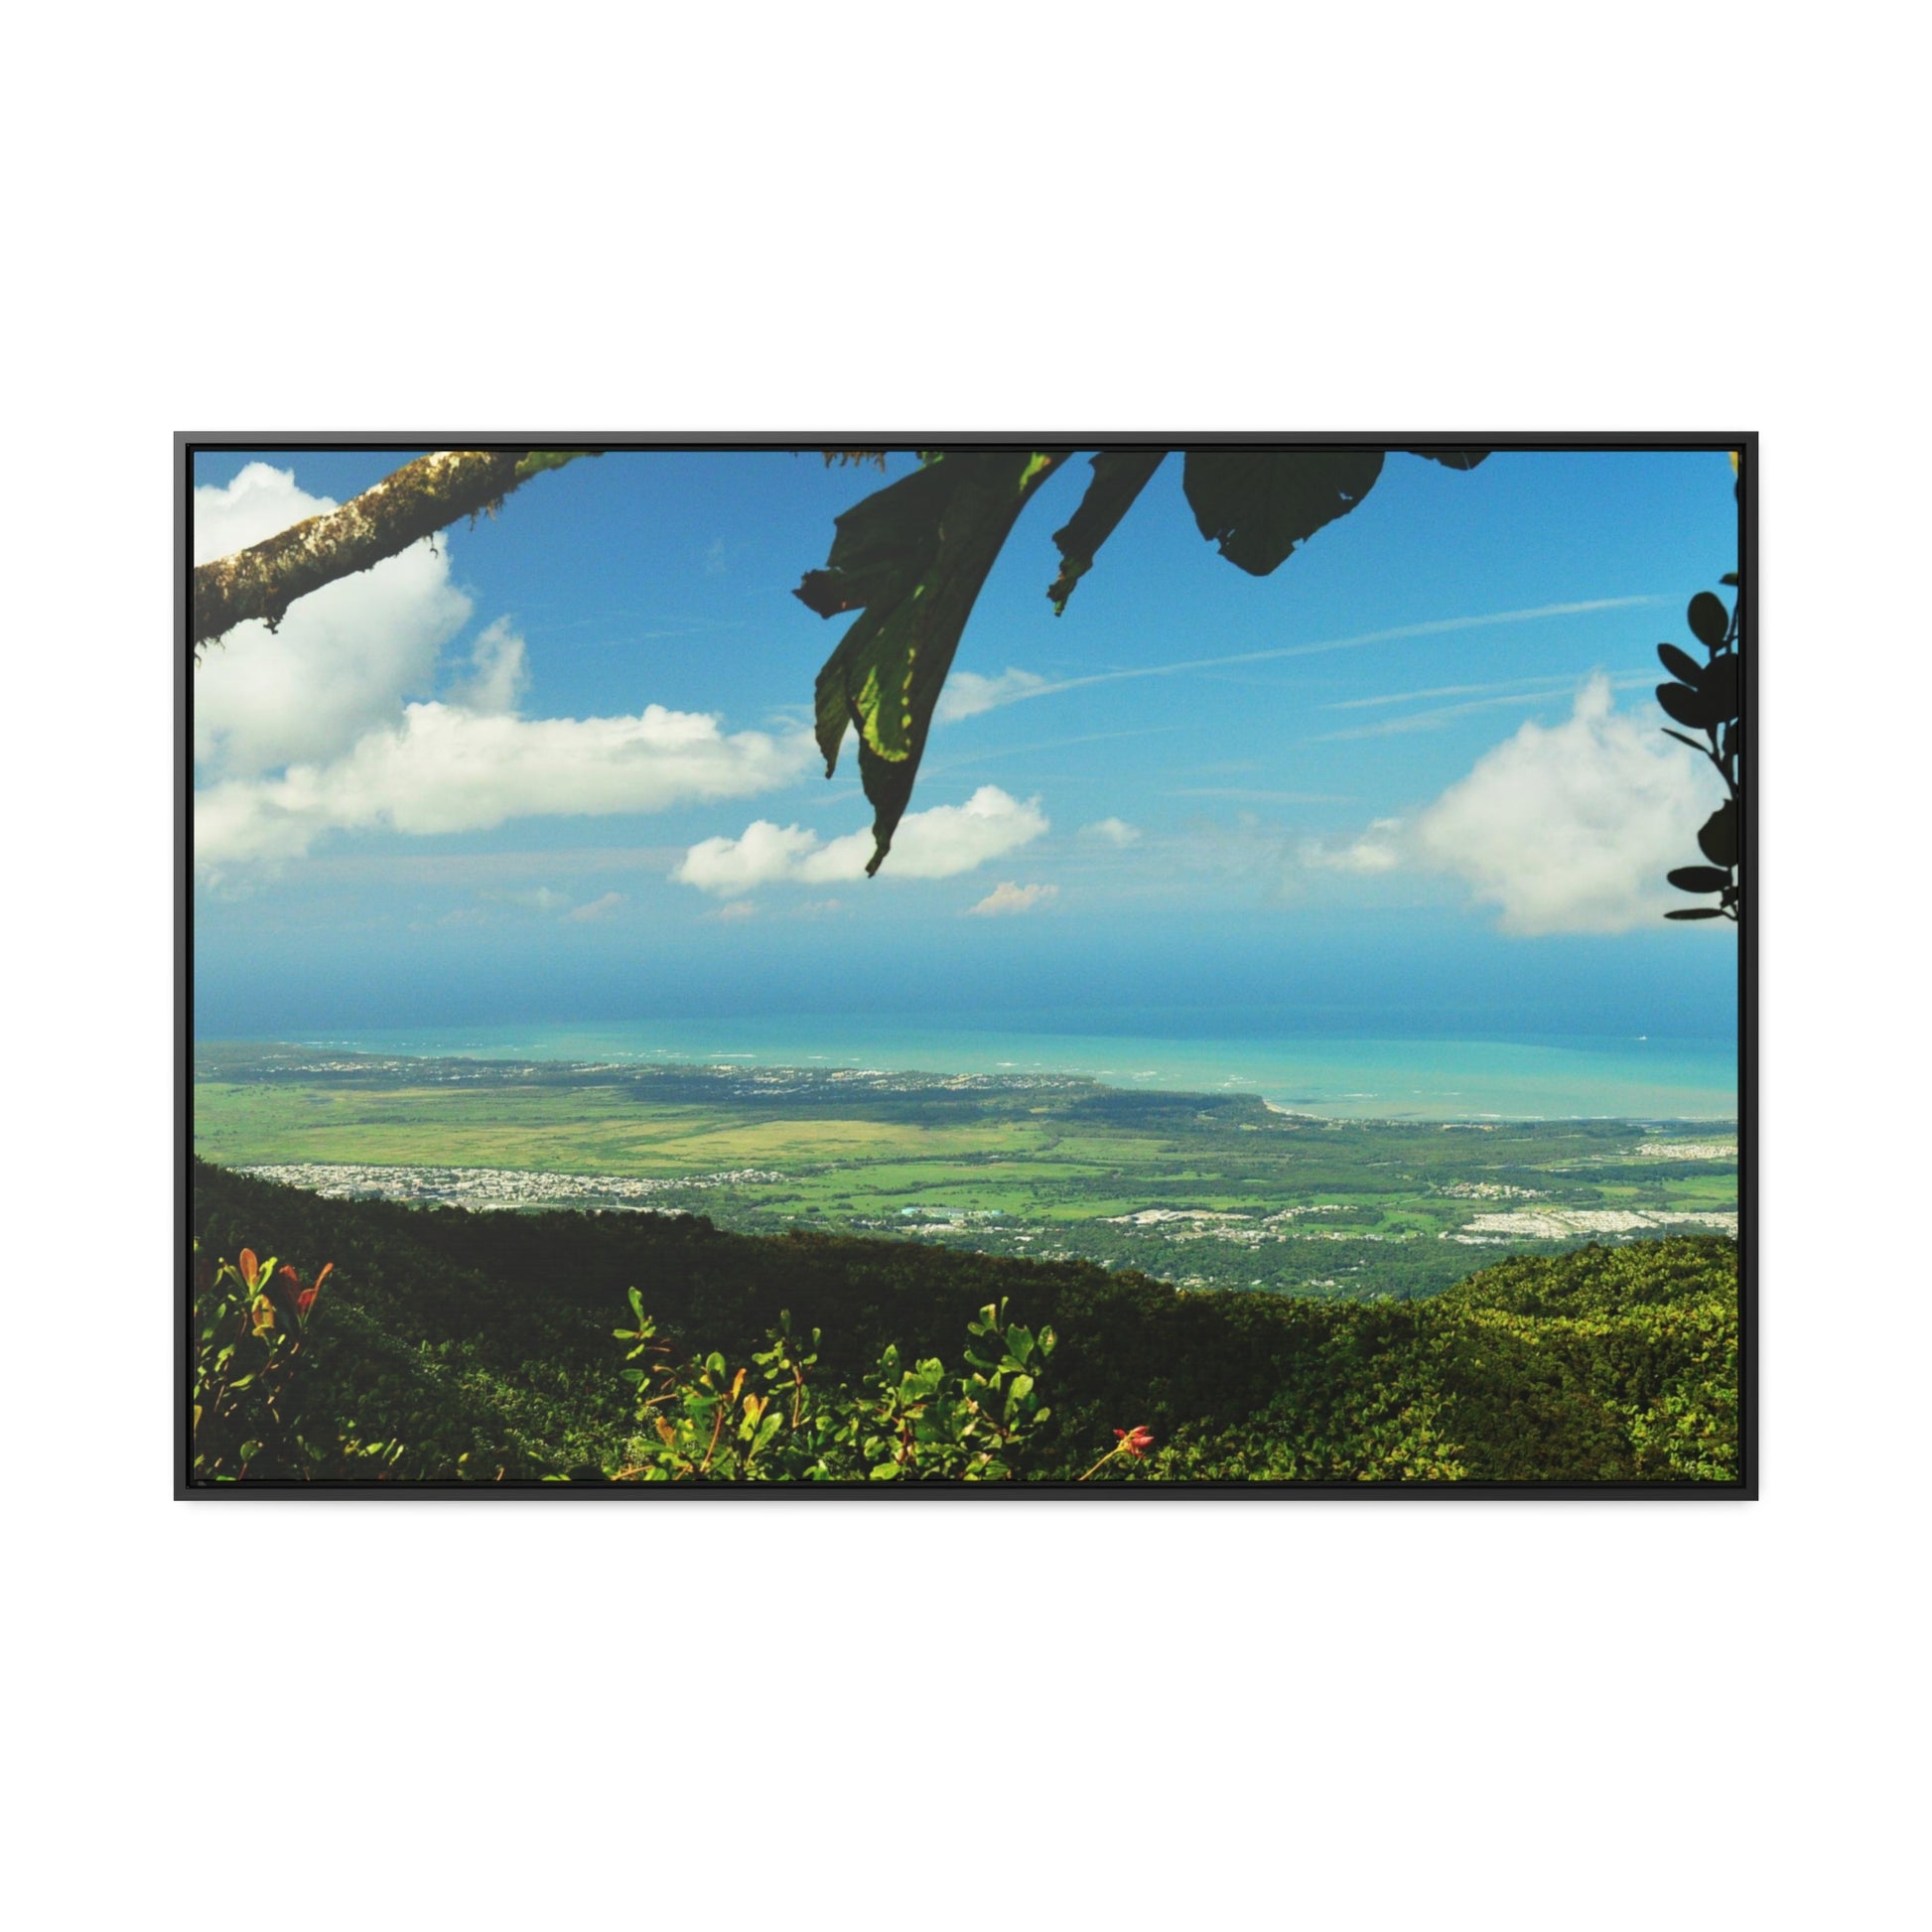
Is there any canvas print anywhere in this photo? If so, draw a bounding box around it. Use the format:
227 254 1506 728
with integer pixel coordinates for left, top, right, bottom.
183 439 1749 1493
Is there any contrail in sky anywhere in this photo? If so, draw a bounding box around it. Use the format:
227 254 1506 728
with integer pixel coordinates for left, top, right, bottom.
958 596 1666 711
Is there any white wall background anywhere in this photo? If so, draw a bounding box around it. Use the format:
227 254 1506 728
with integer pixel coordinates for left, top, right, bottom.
6 3 1920 1925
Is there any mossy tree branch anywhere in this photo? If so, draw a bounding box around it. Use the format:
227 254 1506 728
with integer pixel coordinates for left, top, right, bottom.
191 449 593 658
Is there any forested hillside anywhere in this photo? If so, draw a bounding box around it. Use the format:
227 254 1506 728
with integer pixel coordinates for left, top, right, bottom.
190 1160 1739 1486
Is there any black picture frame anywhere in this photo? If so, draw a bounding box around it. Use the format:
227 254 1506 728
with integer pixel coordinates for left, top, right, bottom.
179 432 1754 1499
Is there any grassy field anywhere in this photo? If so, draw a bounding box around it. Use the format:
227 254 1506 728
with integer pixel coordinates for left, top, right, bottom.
194 1041 1739 1301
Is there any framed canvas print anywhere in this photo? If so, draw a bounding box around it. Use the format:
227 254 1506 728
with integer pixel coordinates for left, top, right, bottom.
180 437 1751 1496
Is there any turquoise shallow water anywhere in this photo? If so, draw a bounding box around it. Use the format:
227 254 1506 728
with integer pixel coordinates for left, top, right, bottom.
292 1018 1737 1122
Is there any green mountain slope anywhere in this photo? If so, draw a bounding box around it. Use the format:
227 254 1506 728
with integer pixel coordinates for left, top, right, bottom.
189 1159 1739 1485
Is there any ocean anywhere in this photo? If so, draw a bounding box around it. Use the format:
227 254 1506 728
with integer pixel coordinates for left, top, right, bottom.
287 1017 1737 1122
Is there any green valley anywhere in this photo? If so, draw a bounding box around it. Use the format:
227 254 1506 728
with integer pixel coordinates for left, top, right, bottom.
195 1041 1738 1305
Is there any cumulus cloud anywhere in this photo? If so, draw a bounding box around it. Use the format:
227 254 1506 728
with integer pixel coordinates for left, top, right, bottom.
196 702 818 872
1078 817 1142 847
934 668 1047 723
1411 676 1724 934
965 881 1058 917
191 463 823 880
444 619 529 715
674 786 1048 896
195 464 474 778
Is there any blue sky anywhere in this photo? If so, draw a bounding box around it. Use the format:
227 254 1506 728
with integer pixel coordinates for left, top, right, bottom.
192 446 1739 1041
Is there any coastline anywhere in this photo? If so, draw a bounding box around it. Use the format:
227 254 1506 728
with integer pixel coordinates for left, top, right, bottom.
211 1020 1739 1125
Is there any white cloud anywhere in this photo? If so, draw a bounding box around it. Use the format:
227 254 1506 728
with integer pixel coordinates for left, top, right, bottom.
1411 676 1725 934
934 668 1047 722
965 881 1058 917
196 703 818 873
192 463 823 880
1300 818 1404 875
567 892 626 923
1079 817 1142 847
444 619 529 715
195 464 474 778
674 785 1048 896
710 899 760 922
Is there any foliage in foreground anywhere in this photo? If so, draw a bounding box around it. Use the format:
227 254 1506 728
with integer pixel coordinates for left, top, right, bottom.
609 1298 1066 1481
188 1161 1738 1485
191 1242 403 1480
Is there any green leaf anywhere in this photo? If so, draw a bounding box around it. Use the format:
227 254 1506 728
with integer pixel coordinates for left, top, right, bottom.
1668 866 1731 894
1046 451 1166 614
799 451 1069 871
1181 450 1387 575
1687 591 1730 649
1698 800 1738 867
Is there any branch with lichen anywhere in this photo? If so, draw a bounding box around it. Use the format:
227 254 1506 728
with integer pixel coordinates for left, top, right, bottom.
190 449 594 657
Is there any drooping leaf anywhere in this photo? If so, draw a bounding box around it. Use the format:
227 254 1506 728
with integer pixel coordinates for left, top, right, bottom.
1657 643 1704 685
1657 681 1718 730
1698 800 1738 867
1181 450 1387 576
1046 451 1166 614
1402 448 1492 470
799 451 1069 872
1687 591 1730 649
795 457 960 625
1668 866 1731 894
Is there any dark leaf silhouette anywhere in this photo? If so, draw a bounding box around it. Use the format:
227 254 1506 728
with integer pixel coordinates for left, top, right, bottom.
1687 591 1730 649
1665 907 1725 920
1698 800 1738 868
1047 452 1167 615
801 448 1490 874
1668 866 1731 894
1657 643 1704 685
1703 654 1738 720
1182 450 1388 576
1657 682 1718 730
799 451 1069 873
1403 449 1492 471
